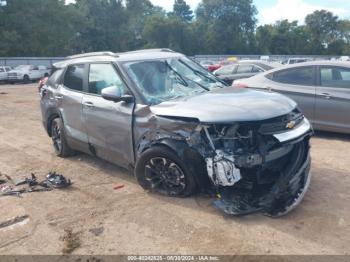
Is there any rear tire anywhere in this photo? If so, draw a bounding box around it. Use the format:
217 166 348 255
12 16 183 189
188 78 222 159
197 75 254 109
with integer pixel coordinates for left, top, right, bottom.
51 118 75 157
135 146 197 197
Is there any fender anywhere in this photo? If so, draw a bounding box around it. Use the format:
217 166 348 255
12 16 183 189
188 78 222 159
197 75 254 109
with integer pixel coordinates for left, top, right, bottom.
141 138 212 192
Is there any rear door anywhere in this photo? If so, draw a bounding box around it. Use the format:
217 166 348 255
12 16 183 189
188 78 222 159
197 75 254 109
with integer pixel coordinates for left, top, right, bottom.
314 66 350 132
264 66 316 121
82 63 134 168
59 64 89 148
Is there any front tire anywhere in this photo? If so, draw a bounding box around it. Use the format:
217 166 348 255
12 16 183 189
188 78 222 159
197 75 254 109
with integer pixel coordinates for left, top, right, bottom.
51 118 75 157
135 146 197 197
23 75 30 84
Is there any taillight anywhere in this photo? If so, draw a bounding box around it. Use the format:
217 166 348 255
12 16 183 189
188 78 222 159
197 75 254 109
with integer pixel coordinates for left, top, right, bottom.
38 77 48 92
232 83 248 88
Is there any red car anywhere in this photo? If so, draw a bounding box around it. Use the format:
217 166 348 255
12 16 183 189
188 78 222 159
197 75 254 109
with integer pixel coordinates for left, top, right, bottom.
207 63 221 72
207 60 236 72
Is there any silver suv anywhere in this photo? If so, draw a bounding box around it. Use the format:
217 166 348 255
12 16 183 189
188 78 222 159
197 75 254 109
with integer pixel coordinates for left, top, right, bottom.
40 49 313 217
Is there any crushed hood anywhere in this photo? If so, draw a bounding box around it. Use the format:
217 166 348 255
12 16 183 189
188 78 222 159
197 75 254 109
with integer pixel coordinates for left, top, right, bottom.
151 87 297 123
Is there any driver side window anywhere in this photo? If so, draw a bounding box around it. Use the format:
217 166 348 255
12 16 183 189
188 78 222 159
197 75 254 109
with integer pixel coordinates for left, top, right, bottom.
88 63 128 95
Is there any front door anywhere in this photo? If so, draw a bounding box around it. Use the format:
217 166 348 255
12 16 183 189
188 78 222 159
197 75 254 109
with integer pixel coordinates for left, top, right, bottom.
82 63 134 168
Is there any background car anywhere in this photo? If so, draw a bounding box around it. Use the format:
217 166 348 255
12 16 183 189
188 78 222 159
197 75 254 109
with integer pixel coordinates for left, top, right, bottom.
0 66 12 82
206 58 238 72
199 60 215 70
213 60 281 85
7 65 50 83
282 58 313 65
233 61 350 134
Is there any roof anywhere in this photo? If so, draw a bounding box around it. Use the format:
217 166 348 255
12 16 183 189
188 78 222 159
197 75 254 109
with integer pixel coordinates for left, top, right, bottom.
238 60 282 70
53 49 183 68
265 60 350 74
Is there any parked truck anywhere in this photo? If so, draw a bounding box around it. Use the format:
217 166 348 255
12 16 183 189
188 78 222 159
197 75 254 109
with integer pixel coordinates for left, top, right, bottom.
7 65 50 83
0 66 12 82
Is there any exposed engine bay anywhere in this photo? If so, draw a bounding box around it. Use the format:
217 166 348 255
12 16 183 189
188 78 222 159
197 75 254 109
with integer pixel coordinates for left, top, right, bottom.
135 107 313 217
200 110 312 216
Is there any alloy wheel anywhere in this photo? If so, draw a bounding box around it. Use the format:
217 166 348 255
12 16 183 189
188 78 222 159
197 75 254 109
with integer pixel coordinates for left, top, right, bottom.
144 157 186 196
52 123 62 152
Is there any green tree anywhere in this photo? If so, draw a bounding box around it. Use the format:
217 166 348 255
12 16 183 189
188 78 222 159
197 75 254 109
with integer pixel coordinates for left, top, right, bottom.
196 0 257 54
73 0 128 53
170 0 194 22
143 15 197 54
305 10 340 53
0 0 80 56
125 0 165 50
338 20 350 54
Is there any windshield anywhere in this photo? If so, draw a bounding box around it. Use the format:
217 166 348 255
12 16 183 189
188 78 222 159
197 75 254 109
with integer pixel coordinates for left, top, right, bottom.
122 57 227 104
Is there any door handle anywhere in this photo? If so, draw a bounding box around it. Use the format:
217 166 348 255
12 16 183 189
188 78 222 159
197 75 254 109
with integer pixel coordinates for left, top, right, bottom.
83 101 94 108
320 93 332 99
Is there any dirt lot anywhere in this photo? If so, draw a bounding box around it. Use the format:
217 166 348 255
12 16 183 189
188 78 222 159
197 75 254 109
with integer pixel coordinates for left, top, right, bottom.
0 83 349 256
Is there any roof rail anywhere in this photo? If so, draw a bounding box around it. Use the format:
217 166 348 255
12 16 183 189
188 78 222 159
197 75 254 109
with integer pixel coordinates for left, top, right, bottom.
67 51 117 59
122 48 176 54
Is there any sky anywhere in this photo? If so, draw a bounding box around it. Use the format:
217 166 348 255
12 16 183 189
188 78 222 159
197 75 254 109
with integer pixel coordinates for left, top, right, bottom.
149 0 350 24
65 0 350 25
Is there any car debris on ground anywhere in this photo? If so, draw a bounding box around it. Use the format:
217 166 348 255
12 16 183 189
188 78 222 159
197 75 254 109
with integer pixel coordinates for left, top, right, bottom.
0 171 71 197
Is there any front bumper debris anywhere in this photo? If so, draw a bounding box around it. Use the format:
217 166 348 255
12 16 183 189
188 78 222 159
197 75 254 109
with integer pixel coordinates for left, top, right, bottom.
213 136 311 217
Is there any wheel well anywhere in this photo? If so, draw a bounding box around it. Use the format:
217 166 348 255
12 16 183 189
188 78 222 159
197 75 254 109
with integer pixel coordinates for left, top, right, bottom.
140 140 212 192
47 113 60 137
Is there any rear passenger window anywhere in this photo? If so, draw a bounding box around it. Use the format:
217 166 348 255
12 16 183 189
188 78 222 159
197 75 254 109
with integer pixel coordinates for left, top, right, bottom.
252 66 264 73
237 65 253 73
88 63 128 95
215 65 236 75
63 64 85 91
321 67 350 88
47 69 63 87
273 67 314 86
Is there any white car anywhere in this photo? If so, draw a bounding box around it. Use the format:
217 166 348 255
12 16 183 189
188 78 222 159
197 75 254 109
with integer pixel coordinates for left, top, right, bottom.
7 65 50 83
339 56 350 61
282 58 313 65
0 66 12 81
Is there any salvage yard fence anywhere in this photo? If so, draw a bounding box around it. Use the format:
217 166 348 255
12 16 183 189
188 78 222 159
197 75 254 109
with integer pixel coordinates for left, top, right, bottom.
0 55 338 68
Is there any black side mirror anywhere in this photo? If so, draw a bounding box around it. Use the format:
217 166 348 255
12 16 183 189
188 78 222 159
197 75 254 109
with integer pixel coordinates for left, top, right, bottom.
101 86 134 103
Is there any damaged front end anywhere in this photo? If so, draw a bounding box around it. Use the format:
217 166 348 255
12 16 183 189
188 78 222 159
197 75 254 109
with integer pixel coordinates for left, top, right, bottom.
202 109 312 217
135 105 313 217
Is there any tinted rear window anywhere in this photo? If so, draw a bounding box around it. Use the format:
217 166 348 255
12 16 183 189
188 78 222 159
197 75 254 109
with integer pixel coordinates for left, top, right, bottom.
47 69 64 87
272 67 314 86
63 64 85 91
237 65 253 73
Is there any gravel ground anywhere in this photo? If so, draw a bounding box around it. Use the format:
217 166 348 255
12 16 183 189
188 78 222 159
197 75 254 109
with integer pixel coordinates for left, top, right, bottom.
0 84 349 256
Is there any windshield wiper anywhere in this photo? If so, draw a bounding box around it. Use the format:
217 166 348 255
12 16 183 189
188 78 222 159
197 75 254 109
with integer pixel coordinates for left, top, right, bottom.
164 61 188 86
179 60 228 87
165 61 209 91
